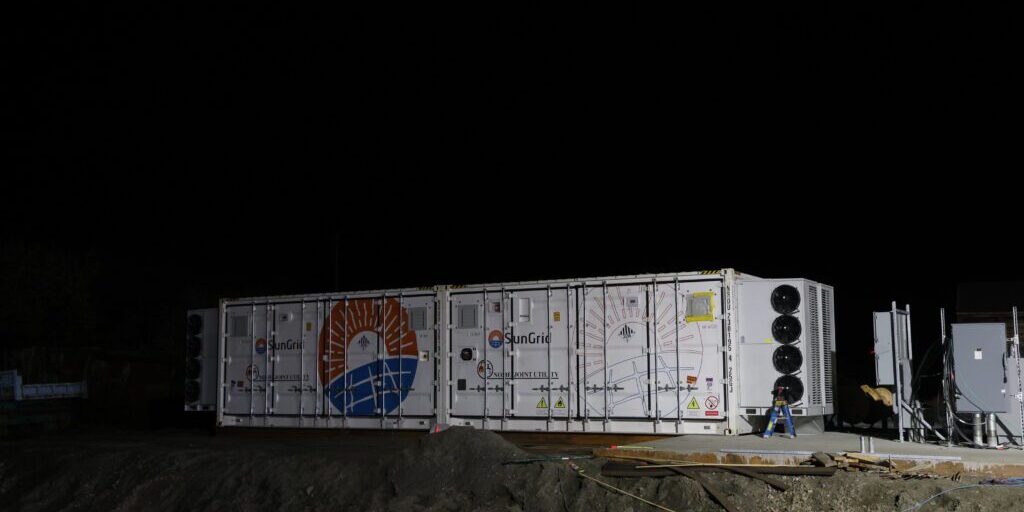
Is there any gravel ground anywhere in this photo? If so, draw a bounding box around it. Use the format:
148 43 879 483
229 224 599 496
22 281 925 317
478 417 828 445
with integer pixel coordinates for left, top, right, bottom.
2 427 1024 511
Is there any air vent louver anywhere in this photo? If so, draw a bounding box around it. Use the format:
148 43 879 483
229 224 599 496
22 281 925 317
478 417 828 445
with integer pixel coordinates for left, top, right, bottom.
808 285 822 406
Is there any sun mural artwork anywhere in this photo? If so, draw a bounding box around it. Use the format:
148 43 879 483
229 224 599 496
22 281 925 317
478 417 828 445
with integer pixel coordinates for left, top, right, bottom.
318 299 419 416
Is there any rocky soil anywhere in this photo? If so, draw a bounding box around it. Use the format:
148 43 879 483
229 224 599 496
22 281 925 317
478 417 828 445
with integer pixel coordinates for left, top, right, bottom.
2 427 1024 511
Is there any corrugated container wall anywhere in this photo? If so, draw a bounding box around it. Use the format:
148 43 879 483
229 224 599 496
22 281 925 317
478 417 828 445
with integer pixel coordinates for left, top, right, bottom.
197 269 834 435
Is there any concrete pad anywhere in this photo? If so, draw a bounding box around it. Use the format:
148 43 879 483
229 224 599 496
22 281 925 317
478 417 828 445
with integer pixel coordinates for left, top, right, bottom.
593 431 1024 477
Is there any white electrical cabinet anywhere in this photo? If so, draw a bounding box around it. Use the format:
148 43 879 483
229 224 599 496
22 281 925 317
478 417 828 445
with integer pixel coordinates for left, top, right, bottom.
200 269 835 435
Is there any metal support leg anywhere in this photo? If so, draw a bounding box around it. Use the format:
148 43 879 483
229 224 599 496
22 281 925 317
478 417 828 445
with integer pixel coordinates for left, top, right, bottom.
974 413 984 446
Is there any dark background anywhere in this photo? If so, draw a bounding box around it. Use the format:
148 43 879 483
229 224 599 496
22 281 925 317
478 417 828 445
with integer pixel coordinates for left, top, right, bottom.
3 4 1017 426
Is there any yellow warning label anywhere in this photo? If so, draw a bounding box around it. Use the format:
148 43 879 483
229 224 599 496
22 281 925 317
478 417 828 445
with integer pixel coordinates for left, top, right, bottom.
553 311 561 322
554 397 566 409
537 397 548 409
686 397 701 410
305 322 312 332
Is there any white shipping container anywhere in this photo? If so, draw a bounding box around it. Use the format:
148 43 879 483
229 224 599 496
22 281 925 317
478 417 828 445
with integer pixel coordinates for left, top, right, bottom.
203 269 834 435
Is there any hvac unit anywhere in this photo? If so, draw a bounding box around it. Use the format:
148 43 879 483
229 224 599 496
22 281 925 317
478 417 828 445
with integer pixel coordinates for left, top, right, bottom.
184 308 218 411
738 279 834 418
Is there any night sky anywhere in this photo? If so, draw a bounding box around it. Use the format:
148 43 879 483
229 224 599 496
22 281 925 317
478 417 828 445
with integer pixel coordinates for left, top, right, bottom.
4 5 1017 416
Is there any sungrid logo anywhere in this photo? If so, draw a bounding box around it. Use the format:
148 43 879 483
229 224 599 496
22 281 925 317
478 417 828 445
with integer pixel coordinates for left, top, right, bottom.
488 330 503 349
505 332 550 344
254 337 304 354
487 330 550 346
270 339 304 351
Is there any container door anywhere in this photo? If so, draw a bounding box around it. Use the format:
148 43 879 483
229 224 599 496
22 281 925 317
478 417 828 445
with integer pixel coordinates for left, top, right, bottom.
223 304 272 416
397 295 436 417
449 293 508 418
265 302 317 416
333 298 384 417
652 282 725 421
580 284 651 418
509 288 572 419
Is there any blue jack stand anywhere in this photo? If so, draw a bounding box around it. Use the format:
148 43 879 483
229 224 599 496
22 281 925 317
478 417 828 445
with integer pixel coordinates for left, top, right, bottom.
763 387 797 439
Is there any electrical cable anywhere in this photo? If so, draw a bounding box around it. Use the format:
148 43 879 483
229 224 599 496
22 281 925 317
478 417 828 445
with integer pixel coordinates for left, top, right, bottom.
905 339 942 440
899 478 1024 512
899 484 986 512
908 340 940 406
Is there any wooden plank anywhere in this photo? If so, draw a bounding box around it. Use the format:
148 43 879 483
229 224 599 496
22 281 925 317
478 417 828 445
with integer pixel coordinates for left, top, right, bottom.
746 466 837 476
847 453 881 464
812 452 836 467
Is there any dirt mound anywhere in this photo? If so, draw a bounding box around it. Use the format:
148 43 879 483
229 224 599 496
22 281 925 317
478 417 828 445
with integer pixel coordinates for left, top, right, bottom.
7 429 1024 511
388 426 527 501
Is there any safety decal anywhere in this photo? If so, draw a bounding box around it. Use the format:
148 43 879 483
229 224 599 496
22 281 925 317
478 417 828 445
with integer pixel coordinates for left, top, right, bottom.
537 397 548 409
476 360 494 379
686 375 698 385
554 396 566 409
553 311 561 322
686 397 700 410
705 396 719 410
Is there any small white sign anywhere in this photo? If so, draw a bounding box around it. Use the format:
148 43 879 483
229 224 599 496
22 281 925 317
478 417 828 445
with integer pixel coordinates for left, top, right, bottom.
974 349 983 360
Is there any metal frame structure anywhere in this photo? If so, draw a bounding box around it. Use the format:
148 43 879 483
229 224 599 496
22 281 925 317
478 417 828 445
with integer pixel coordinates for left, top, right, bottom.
883 303 946 443
1013 307 1024 448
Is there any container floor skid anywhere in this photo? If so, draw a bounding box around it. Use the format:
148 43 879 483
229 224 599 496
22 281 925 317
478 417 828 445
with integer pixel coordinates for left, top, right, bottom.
214 269 834 435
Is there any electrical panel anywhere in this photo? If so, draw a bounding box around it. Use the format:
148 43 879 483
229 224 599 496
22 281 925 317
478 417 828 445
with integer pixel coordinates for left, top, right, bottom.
951 323 1007 414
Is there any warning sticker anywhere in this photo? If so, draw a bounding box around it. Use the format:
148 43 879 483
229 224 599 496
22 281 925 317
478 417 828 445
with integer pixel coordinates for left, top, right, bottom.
686 375 698 385
554 397 566 409
536 397 548 409
686 397 700 410
705 411 719 417
705 396 720 410
553 311 561 322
